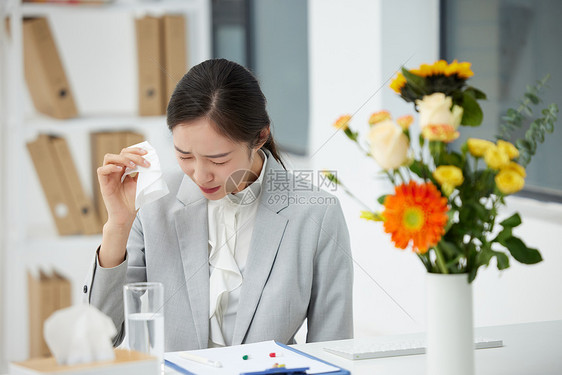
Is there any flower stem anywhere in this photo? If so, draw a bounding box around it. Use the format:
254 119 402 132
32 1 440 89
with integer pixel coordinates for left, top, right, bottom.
397 168 408 184
337 181 373 211
433 244 449 274
385 170 396 185
417 253 432 272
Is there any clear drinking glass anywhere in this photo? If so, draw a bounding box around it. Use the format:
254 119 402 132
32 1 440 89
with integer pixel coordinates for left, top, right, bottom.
123 282 165 365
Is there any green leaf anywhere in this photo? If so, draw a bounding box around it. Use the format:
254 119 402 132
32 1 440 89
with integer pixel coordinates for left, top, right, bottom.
377 195 388 205
419 134 426 148
500 213 522 228
493 250 510 270
460 91 483 126
439 241 463 257
500 236 543 264
524 132 537 152
439 151 464 168
545 119 555 133
477 247 494 267
516 139 531 152
468 248 480 283
524 92 540 104
465 86 487 100
343 128 358 141
468 268 478 283
469 202 489 221
401 67 426 92
494 227 512 243
409 160 432 180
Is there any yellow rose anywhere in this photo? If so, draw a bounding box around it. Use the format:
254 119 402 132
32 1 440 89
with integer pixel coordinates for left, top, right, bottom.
369 110 391 125
484 146 510 170
495 170 525 195
497 140 519 160
415 93 463 142
501 161 526 178
433 165 464 188
333 115 351 131
467 138 494 157
368 119 409 170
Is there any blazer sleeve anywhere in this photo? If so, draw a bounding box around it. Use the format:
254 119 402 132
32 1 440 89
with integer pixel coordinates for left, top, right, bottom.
83 214 147 346
306 198 354 342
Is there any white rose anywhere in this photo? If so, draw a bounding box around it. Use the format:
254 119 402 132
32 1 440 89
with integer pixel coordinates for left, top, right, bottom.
368 119 409 170
416 92 463 129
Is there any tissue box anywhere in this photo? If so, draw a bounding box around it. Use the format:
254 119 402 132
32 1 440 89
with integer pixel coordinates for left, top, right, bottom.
10 349 159 375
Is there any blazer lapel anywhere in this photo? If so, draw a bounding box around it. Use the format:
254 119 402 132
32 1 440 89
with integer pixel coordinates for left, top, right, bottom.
174 175 210 349
231 153 290 345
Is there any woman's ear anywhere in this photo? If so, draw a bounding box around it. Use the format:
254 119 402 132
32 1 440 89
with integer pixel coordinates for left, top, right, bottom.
255 126 270 150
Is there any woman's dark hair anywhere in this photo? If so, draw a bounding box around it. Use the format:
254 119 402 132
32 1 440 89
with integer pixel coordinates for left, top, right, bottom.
167 58 286 169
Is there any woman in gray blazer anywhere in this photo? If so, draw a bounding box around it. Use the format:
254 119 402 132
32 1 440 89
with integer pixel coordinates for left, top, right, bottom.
85 59 353 351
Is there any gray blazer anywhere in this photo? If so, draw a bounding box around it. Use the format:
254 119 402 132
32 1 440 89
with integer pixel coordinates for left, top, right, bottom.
84 149 354 351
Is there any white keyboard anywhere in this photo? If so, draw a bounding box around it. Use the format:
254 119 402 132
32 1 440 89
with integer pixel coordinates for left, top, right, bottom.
323 337 503 360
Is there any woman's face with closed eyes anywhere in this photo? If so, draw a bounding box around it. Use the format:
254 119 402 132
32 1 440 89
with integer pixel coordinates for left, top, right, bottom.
172 117 265 200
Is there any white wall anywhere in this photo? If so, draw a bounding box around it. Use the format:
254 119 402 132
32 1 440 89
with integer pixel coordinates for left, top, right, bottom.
307 0 562 338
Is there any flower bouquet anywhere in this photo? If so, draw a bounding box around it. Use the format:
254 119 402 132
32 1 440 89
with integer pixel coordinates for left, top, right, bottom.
329 59 558 375
329 60 558 283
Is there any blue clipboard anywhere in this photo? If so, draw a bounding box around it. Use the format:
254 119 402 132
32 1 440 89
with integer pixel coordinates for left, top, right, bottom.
274 342 350 375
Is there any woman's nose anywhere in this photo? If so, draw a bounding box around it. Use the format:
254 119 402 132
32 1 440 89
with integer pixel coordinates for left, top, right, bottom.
193 165 213 184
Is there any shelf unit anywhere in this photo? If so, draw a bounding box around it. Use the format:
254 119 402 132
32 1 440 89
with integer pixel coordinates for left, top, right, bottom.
0 0 211 369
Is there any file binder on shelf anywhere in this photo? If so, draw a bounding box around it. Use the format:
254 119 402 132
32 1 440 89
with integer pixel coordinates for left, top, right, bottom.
27 268 72 358
22 17 78 119
50 136 102 234
90 131 145 224
136 15 165 116
162 14 188 106
27 134 101 235
26 135 82 236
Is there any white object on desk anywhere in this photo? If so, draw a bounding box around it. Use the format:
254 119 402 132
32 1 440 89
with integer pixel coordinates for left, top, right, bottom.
180 352 222 368
323 337 503 360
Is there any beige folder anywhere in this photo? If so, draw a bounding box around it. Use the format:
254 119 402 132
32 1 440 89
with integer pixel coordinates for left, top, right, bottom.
26 135 81 235
162 14 188 109
90 131 145 224
136 16 165 116
51 136 101 234
22 17 78 119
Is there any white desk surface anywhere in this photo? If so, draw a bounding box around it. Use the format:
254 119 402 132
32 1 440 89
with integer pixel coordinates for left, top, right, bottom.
292 320 562 375
6 320 560 374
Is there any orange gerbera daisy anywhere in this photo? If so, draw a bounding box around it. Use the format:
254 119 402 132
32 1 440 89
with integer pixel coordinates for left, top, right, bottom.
383 181 449 254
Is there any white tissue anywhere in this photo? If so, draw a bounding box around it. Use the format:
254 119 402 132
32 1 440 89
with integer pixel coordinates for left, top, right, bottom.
121 141 170 210
44 305 117 365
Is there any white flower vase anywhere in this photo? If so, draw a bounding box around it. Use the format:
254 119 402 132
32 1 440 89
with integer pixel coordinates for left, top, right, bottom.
426 273 474 375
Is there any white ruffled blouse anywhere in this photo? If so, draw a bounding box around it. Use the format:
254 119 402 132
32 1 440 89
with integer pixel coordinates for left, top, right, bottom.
207 149 267 347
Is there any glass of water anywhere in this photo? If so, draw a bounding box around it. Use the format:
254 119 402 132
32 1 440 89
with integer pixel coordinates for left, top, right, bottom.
123 282 164 365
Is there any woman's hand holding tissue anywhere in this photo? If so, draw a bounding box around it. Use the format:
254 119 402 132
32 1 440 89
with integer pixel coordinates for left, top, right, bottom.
97 146 150 268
